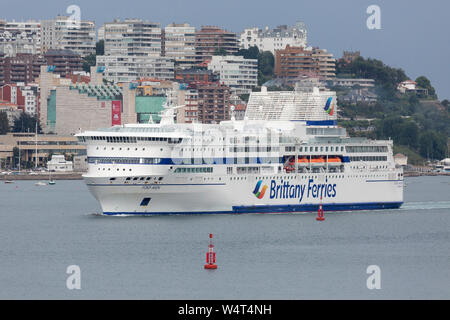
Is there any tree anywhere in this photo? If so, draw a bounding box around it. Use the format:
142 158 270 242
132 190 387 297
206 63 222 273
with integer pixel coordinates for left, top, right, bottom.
12 113 42 133
82 53 96 73
0 112 9 135
415 76 436 98
213 48 227 56
96 40 104 55
257 51 275 85
419 130 446 160
234 46 259 60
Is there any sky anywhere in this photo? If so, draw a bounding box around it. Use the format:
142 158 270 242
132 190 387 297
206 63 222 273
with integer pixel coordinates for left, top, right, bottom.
2 0 449 99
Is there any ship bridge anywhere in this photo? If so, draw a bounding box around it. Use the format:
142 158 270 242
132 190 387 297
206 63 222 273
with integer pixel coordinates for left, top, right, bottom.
244 85 338 124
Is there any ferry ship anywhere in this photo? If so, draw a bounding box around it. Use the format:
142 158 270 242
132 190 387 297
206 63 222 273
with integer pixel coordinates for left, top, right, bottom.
76 85 403 215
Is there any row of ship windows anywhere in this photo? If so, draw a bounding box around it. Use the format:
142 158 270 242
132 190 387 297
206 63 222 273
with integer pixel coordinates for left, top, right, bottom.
294 146 387 153
349 156 387 162
89 157 162 164
81 136 183 144
174 167 213 173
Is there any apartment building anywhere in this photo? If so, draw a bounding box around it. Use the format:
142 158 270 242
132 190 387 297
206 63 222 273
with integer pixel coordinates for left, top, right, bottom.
189 82 231 124
207 55 258 95
1 53 46 84
195 26 238 65
96 55 174 83
163 23 196 69
0 19 41 56
175 68 217 84
0 83 39 116
274 45 336 81
103 19 162 56
239 22 307 54
40 16 96 57
176 88 199 123
44 49 83 78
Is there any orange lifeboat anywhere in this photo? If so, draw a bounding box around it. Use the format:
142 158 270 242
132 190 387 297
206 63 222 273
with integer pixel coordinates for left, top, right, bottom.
327 157 342 166
297 157 309 166
310 157 325 167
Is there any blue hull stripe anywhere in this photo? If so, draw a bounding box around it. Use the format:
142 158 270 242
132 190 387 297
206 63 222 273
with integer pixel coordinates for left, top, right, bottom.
103 201 403 215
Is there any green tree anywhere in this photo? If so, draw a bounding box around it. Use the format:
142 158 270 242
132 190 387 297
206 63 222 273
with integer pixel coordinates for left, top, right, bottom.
415 76 436 98
257 51 275 85
213 47 227 56
0 112 9 134
82 53 96 73
234 46 259 60
397 121 419 149
12 113 42 133
419 130 446 160
96 40 104 55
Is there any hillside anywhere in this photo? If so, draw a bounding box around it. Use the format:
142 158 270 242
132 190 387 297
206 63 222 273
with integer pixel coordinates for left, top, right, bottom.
336 56 449 164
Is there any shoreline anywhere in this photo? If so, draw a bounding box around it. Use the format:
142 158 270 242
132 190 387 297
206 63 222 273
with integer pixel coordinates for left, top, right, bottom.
1 173 84 180
404 172 449 177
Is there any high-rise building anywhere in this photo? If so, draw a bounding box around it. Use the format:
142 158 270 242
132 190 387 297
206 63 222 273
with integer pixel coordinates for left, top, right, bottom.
96 55 174 83
1 53 46 84
239 22 307 54
163 23 196 69
0 53 5 86
207 55 258 95
40 16 96 57
103 19 162 57
190 82 231 124
274 45 336 82
0 19 41 56
195 26 238 65
44 49 83 78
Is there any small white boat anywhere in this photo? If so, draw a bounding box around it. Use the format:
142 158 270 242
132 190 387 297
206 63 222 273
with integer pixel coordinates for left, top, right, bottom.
35 181 47 186
4 180 14 184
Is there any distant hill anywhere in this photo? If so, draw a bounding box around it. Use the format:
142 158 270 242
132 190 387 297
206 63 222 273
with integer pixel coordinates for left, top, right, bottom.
336 56 449 163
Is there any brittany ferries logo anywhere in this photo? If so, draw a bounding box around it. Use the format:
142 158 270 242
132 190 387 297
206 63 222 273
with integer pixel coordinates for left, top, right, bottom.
324 97 335 116
253 180 268 199
252 179 337 202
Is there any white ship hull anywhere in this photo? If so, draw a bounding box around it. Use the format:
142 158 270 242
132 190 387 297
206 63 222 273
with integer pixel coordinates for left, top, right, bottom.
84 171 403 215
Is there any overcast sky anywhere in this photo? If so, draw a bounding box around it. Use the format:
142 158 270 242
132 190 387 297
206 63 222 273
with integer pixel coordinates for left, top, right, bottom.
2 0 449 99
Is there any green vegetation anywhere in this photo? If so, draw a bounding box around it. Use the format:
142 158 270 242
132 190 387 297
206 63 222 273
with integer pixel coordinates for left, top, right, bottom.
415 75 436 98
12 113 42 133
96 40 104 55
82 40 104 73
213 47 228 56
0 112 9 135
234 46 275 86
336 56 449 161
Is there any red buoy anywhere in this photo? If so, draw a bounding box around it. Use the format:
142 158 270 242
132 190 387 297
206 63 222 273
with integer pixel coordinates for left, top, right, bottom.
204 233 218 269
316 197 325 221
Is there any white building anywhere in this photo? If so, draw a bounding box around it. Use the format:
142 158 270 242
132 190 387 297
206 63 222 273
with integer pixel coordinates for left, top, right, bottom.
40 16 96 57
239 22 307 54
332 78 375 88
47 154 73 172
163 23 196 69
20 84 39 116
207 55 258 95
0 20 41 56
394 153 408 167
103 19 162 57
96 55 174 83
